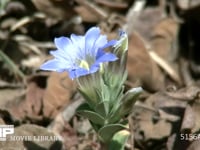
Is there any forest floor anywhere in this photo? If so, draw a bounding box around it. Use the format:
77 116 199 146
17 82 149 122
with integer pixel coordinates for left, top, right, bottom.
0 0 200 150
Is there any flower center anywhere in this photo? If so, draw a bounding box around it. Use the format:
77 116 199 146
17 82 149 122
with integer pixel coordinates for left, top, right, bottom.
79 60 90 70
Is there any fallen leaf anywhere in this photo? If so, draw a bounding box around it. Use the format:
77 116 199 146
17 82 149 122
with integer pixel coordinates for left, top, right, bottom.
132 6 164 41
127 32 165 92
181 105 195 131
166 86 200 101
140 119 171 140
134 103 171 141
187 140 200 150
0 74 47 122
191 102 200 133
74 6 101 22
151 18 179 61
150 18 181 84
43 72 75 118
31 0 76 20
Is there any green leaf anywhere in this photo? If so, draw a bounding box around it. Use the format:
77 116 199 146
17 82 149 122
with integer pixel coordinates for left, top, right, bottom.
77 74 103 107
89 121 102 133
107 107 121 124
120 87 143 116
95 101 109 117
76 102 91 111
78 88 96 108
77 110 105 125
109 129 130 150
98 124 127 143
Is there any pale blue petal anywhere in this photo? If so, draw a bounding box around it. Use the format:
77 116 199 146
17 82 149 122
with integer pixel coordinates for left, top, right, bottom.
54 37 70 51
68 69 76 79
54 37 77 59
85 27 100 54
96 49 105 58
101 40 117 50
69 68 89 79
90 64 100 73
40 27 119 79
70 34 85 50
96 53 118 64
40 59 67 72
76 68 90 77
50 50 65 59
50 50 74 65
93 35 107 52
70 34 86 59
68 65 100 79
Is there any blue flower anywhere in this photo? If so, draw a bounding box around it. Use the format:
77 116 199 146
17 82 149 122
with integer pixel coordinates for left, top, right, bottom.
40 27 118 79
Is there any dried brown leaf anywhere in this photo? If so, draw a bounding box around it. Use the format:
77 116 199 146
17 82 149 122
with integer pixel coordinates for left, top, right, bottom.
187 140 200 150
95 0 128 9
74 6 101 22
166 86 200 101
135 105 171 140
31 0 76 20
151 18 179 61
181 105 195 131
43 72 75 118
191 102 200 133
0 72 75 122
74 0 107 22
140 119 171 140
129 6 163 40
150 18 181 84
127 32 165 91
6 74 47 120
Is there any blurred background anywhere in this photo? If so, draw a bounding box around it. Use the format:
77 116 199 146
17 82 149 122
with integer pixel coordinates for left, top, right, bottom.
0 0 200 149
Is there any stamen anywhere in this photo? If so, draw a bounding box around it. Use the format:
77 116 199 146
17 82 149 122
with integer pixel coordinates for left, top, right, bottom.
79 60 90 70
99 63 104 73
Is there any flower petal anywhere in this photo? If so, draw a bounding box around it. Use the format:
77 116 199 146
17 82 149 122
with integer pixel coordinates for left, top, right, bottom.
70 34 85 51
85 27 100 54
40 26 119 79
96 49 105 58
96 52 118 64
101 39 117 50
50 50 73 64
93 35 107 52
69 68 89 79
90 64 100 73
70 34 86 59
54 37 77 58
54 37 70 50
68 64 100 79
40 59 67 72
50 50 65 59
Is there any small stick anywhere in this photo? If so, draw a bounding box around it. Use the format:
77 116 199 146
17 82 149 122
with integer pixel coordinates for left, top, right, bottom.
128 116 134 150
148 50 182 84
94 0 128 9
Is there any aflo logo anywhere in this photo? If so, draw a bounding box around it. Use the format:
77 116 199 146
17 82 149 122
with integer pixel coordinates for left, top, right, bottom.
0 125 14 141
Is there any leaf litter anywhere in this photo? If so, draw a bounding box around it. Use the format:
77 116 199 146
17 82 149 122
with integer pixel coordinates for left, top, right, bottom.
1 0 200 149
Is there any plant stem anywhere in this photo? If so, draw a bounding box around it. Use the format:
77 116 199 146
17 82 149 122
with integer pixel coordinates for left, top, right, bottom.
128 116 134 150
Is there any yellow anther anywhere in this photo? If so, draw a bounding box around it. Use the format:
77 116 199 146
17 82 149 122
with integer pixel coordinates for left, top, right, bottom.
79 60 90 70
